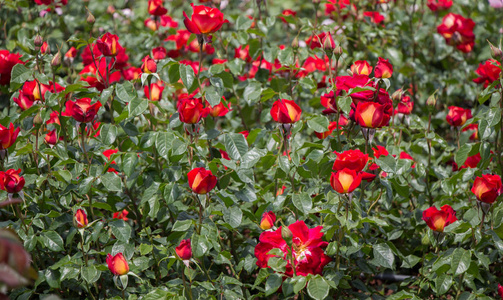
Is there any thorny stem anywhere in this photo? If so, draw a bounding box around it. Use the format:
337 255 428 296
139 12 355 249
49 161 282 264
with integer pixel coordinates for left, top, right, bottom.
13 204 29 234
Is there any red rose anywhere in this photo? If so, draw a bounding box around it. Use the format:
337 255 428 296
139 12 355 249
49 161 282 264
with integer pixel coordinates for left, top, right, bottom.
178 96 209 124
452 153 481 171
0 50 24 85
176 239 192 260
279 9 296 23
122 66 142 81
148 0 168 16
422 205 457 232
427 0 453 11
183 4 229 35
363 11 385 25
208 100 230 117
498 284 503 299
0 123 20 150
144 82 164 101
80 57 122 91
330 168 362 194
0 169 25 194
63 98 102 123
306 32 330 49
473 59 501 88
372 145 389 158
315 122 339 139
152 47 167 60
74 209 88 228
234 45 252 62
446 106 472 127
270 99 302 124
187 167 217 194
106 253 129 276
351 60 372 76
322 32 336 50
437 13 475 53
259 211 276 230
141 55 157 74
113 209 129 221
355 101 391 128
96 32 122 57
462 123 478 140
44 130 58 146
471 174 503 204
255 220 331 277
374 57 393 78
394 95 414 115
333 149 369 172
65 47 77 59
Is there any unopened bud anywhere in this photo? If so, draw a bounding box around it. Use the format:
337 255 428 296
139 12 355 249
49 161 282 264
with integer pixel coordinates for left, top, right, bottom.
488 40 503 60
312 0 320 4
322 32 335 51
426 94 437 111
334 46 343 57
33 113 43 125
281 226 293 246
391 89 404 102
34 35 43 47
291 36 299 49
87 10 95 24
51 51 61 67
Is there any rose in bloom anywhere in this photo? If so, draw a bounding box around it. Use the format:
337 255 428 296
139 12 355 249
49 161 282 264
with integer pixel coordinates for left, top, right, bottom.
426 0 453 11
183 4 229 35
178 96 209 124
363 11 385 25
113 209 129 221
144 82 164 101
373 145 389 158
208 99 230 117
255 220 331 277
333 149 369 172
63 98 102 123
96 33 122 57
351 60 372 76
74 209 88 228
437 13 475 53
260 211 276 230
80 57 122 91
122 66 142 81
141 55 157 74
471 174 503 204
306 32 331 49
176 239 192 260
148 0 168 16
187 167 217 194
44 130 58 146
325 0 355 18
65 47 77 60
355 101 391 128
374 57 393 78
422 205 457 232
0 50 24 85
0 123 20 150
473 59 501 88
0 169 25 194
395 95 414 115
13 80 64 110
152 47 167 60
446 106 472 127
270 99 302 124
234 45 252 62
330 168 362 194
315 122 340 139
462 123 478 140
452 153 481 171
106 253 129 276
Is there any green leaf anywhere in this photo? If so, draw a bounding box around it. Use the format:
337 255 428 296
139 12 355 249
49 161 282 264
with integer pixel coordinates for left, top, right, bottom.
205 86 222 107
307 116 329 133
243 81 262 105
292 192 312 215
179 63 195 90
307 275 330 300
376 155 396 173
451 248 471 276
293 276 307 294
100 172 122 192
372 243 395 270
454 144 471 167
10 64 32 88
121 153 138 177
236 15 253 30
99 86 114 105
128 98 148 117
172 220 192 232
81 265 100 283
41 231 65 252
100 124 118 145
435 274 452 295
156 131 175 160
265 273 283 296
224 133 248 161
224 206 242 228
109 220 132 242
116 81 137 103
337 97 352 115
192 234 211 257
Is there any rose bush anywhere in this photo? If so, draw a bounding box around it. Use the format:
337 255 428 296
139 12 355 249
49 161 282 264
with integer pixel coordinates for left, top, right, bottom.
1 0 503 299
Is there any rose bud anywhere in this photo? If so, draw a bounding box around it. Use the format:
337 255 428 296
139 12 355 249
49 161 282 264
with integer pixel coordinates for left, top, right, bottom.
473 59 501 88
260 211 276 230
330 168 362 194
74 209 88 228
152 46 167 60
498 283 503 299
34 35 43 47
40 42 50 54
315 121 338 139
144 82 164 101
322 32 336 51
0 123 20 150
51 51 61 67
446 106 472 127
355 101 391 128
64 47 77 61
183 4 229 35
87 10 95 24
175 239 192 260
63 98 102 123
44 129 58 146
374 57 393 78
113 209 129 221
13 92 35 111
106 253 129 276
141 55 157 74
270 99 302 124
489 41 503 60
208 100 230 117
178 97 209 124
351 60 372 76
471 174 503 204
332 149 369 172
148 0 168 16
281 225 293 246
96 32 122 57
0 169 25 194
422 205 457 232
47 111 60 125
187 167 217 194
